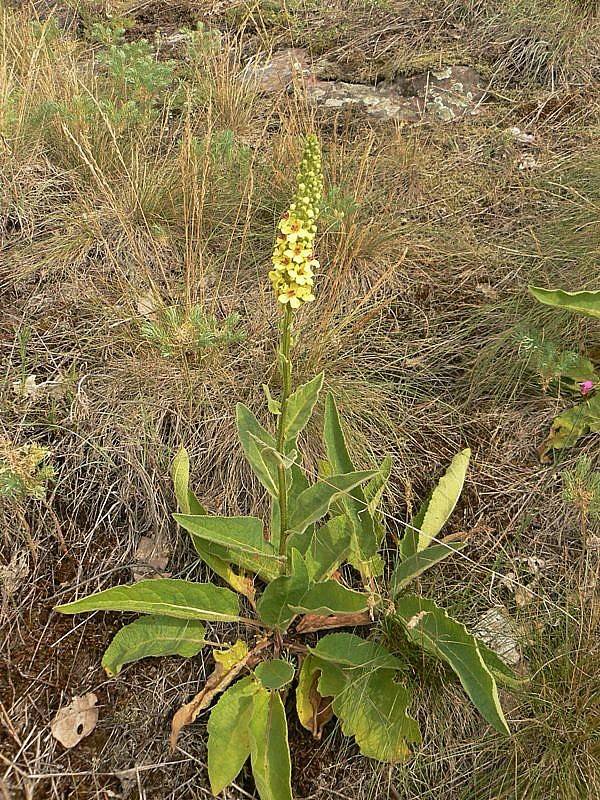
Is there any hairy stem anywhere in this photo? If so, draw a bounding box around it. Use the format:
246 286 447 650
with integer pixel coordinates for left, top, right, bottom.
276 305 293 559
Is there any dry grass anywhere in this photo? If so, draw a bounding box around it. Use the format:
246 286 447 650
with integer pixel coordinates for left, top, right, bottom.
1 1 599 798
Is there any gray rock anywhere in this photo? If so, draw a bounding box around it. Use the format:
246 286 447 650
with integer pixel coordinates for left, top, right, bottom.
242 48 312 93
473 606 521 667
395 65 487 121
245 49 487 123
306 80 422 122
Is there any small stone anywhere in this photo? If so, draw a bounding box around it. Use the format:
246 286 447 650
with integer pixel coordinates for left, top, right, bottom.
473 607 521 667
132 536 170 581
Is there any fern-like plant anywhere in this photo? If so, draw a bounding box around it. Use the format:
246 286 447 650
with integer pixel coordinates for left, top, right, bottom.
55 137 518 799
140 305 245 358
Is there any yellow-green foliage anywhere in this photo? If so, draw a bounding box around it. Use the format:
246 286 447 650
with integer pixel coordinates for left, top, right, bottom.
0 438 54 500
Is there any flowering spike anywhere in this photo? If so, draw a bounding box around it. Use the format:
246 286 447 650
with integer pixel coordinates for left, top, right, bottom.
270 135 323 309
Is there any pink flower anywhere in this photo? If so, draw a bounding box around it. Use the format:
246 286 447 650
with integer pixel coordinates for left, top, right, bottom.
579 380 595 396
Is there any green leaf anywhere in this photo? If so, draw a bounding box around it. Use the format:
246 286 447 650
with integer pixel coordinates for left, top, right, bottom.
288 470 376 534
323 393 355 475
245 437 280 497
317 661 420 762
364 454 392 515
398 492 431 560
255 659 295 690
587 394 600 431
175 511 277 559
311 632 401 670
171 447 207 515
253 438 298 472
323 394 380 569
173 514 282 581
208 676 260 794
416 448 470 551
529 286 600 319
102 615 205 676
262 384 281 415
287 515 352 581
236 404 278 494
291 581 371 616
55 579 240 622
256 550 310 630
394 594 510 735
390 542 466 595
309 633 419 761
477 640 525 690
539 402 595 460
283 372 324 444
172 449 254 599
249 689 293 800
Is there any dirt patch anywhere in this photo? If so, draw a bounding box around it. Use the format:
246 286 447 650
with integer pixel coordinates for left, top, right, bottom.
125 1 204 41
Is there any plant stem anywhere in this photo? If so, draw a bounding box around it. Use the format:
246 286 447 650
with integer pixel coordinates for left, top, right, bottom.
276 305 293 558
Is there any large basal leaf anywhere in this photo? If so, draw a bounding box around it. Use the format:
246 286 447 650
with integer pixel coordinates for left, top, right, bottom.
309 633 419 761
55 579 240 622
395 594 510 735
317 661 420 762
287 470 376 534
287 515 352 581
255 659 295 690
249 689 293 800
323 394 380 569
236 403 278 494
390 542 466 595
282 372 324 444
256 549 310 630
174 514 282 581
415 448 470 552
102 615 206 676
172 448 255 600
310 632 401 670
207 676 260 794
529 286 600 319
291 581 371 616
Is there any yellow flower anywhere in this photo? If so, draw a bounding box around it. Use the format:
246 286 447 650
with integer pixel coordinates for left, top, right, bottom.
288 262 314 286
278 285 304 309
269 135 323 309
285 241 313 263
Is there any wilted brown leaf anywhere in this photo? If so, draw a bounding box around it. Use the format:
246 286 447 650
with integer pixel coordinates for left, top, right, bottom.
296 611 371 634
169 638 268 750
50 693 98 748
301 661 333 740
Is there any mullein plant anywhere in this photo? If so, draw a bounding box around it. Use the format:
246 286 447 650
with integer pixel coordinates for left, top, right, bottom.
56 136 518 799
528 286 599 461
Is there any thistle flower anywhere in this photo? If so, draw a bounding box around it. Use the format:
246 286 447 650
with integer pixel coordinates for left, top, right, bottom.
269 135 323 309
580 380 595 396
